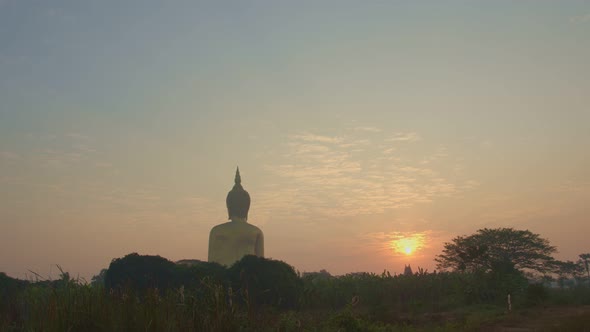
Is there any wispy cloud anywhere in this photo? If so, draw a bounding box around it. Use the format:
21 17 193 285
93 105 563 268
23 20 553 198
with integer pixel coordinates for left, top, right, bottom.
420 146 448 164
40 148 85 167
551 181 590 194
94 162 112 168
0 151 20 160
570 14 590 24
290 133 343 144
65 132 91 140
260 129 471 220
385 132 421 142
353 126 382 133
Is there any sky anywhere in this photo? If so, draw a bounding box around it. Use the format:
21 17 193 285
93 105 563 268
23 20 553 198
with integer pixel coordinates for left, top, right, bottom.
1 1 589 280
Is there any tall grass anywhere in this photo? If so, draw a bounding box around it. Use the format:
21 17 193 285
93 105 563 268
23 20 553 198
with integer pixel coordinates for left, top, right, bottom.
1 266 588 331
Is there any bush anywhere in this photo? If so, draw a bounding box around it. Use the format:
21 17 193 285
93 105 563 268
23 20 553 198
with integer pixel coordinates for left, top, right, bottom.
104 253 178 296
176 260 227 288
228 255 302 309
525 283 548 307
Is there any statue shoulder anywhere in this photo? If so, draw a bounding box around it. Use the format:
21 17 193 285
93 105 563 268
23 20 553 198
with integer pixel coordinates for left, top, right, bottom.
249 223 263 234
210 222 230 233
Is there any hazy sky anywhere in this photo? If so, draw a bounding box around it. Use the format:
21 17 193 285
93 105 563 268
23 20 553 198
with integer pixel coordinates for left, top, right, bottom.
1 1 589 280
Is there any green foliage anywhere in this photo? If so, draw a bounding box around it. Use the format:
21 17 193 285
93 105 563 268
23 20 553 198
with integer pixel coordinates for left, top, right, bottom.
436 228 557 275
300 268 526 315
327 309 364 332
3 252 590 331
0 272 28 300
578 253 590 279
524 283 548 307
228 255 302 309
91 268 107 287
176 260 227 288
104 253 180 296
103 253 230 301
544 284 590 306
276 311 300 332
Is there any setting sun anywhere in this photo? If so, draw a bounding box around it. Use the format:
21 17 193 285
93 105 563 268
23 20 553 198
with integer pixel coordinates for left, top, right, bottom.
390 235 426 256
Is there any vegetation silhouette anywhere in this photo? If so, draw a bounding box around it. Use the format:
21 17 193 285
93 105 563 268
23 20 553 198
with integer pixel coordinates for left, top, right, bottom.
104 253 228 297
580 253 590 279
228 255 302 310
435 227 557 274
1 228 589 331
104 253 179 295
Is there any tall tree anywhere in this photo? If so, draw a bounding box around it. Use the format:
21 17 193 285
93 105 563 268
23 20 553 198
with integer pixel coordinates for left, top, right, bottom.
435 228 557 274
552 260 584 281
579 253 590 279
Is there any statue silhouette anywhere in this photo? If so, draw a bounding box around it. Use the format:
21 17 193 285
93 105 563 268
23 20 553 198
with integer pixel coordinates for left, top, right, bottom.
208 168 264 266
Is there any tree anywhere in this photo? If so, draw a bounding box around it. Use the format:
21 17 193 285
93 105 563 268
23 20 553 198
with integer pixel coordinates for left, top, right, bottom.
104 253 179 295
552 260 584 288
579 253 590 279
228 255 302 309
91 268 107 287
435 228 557 275
176 260 227 288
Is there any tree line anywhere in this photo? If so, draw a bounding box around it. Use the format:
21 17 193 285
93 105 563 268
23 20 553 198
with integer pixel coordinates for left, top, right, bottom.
1 227 589 331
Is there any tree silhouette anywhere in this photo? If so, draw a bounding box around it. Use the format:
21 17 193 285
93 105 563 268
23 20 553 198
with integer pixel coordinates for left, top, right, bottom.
104 253 178 295
435 228 557 275
228 255 302 309
579 253 590 279
91 268 107 287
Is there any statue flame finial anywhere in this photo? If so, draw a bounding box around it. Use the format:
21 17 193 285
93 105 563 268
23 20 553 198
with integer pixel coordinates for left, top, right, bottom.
235 166 241 185
227 166 249 219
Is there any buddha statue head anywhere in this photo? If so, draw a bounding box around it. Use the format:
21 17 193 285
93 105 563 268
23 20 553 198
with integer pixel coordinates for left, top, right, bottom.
226 167 250 220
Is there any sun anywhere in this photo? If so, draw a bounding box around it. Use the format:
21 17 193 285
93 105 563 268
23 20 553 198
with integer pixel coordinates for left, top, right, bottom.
390 235 425 256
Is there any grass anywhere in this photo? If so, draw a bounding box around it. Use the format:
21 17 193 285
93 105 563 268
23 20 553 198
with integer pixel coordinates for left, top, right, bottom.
2 267 589 332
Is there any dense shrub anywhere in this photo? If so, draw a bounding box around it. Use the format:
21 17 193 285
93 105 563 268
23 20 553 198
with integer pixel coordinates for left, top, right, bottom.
3 254 590 331
176 260 227 289
524 282 548 306
0 272 28 299
104 253 179 295
228 255 302 309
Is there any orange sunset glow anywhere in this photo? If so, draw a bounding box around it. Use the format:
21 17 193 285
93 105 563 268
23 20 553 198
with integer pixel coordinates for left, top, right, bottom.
2 2 590 330
390 234 427 256
0 1 588 284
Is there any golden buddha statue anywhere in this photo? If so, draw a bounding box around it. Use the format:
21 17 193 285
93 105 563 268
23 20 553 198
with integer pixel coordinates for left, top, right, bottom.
208 168 264 266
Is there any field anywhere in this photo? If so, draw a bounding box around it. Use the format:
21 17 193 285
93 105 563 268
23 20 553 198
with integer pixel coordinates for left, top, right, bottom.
2 255 590 332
